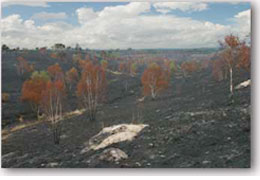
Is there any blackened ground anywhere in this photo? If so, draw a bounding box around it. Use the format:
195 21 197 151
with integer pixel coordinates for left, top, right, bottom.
1 51 250 168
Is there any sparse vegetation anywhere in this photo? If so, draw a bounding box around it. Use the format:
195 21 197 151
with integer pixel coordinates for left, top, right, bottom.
41 79 66 144
141 63 169 99
21 71 50 118
77 61 107 121
2 36 250 168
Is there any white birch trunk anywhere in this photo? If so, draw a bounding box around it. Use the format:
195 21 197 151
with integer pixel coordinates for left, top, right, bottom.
229 67 233 96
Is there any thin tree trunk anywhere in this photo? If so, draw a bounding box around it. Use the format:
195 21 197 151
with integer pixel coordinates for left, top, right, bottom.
151 88 156 100
229 67 233 96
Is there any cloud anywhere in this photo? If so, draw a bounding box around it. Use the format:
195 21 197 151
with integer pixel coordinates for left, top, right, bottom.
232 9 251 37
76 8 98 24
153 2 208 13
234 9 251 21
1 3 251 49
2 1 49 7
31 12 67 21
228 2 243 5
76 2 151 25
1 14 73 48
98 2 151 18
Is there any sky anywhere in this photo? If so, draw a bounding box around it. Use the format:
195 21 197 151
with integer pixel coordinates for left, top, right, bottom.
1 1 251 49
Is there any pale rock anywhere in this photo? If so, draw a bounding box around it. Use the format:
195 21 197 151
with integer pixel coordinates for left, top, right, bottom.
135 162 141 167
160 155 166 158
202 160 211 164
235 79 251 90
98 148 128 162
47 162 59 168
81 123 148 153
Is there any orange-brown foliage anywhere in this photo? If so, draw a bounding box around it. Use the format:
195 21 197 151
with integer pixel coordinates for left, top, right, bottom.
66 67 79 88
181 61 199 76
41 79 66 109
50 53 58 59
225 34 240 49
77 61 106 120
220 35 241 68
41 79 66 144
237 42 250 71
216 34 250 80
47 63 64 80
162 59 174 79
118 61 137 75
215 34 250 97
78 59 92 70
118 62 126 72
21 75 49 110
141 63 169 99
212 59 228 81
